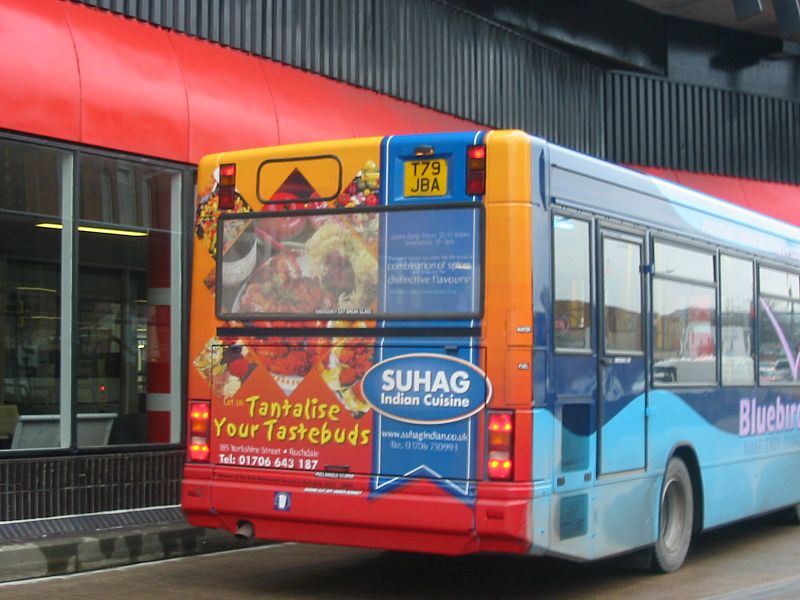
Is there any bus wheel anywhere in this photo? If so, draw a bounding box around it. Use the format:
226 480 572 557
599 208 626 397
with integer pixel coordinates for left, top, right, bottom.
652 457 693 573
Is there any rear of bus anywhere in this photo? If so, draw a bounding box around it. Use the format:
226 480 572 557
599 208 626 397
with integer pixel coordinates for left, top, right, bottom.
181 130 534 555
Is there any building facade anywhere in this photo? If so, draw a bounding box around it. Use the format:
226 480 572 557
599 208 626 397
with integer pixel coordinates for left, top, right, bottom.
0 0 797 532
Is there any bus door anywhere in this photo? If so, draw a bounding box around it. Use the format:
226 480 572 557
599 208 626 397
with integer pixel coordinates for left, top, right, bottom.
597 228 646 475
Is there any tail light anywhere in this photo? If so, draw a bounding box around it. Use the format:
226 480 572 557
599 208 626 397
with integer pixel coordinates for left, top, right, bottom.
466 145 486 196
218 163 236 210
189 400 211 462
487 411 514 481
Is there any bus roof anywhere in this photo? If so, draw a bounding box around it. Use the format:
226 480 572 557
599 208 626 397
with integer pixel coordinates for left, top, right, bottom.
545 139 800 265
198 129 800 266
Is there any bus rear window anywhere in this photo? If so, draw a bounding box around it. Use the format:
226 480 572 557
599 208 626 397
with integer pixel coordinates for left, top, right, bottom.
216 205 483 320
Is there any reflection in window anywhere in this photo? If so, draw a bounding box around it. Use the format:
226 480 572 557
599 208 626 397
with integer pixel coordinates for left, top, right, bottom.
603 237 642 353
721 255 754 385
654 242 714 282
80 155 171 230
759 266 800 386
78 156 178 447
2 259 61 447
554 216 591 350
1 140 183 451
760 267 800 299
76 265 148 431
0 140 66 450
0 140 63 217
652 241 717 385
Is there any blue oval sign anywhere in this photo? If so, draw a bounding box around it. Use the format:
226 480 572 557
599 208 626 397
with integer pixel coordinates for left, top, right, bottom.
360 353 492 424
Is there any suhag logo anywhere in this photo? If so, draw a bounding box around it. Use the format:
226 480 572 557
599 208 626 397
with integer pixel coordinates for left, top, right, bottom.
361 353 491 424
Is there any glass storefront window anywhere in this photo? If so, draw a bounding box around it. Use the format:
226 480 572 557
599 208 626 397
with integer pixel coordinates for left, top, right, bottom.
78 155 179 447
0 137 184 451
0 140 66 449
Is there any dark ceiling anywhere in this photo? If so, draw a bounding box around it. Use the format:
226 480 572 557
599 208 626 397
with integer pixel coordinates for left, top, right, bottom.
627 0 800 42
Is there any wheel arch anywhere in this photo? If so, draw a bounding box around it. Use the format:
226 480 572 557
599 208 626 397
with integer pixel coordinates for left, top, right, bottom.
669 444 704 534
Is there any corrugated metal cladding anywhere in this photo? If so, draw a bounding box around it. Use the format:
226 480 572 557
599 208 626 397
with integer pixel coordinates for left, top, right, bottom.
605 73 800 184
70 1 798 180
73 0 604 156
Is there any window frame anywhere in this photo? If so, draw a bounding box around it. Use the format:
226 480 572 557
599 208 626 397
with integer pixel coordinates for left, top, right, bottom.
598 228 645 358
215 202 486 322
552 210 594 355
0 131 191 454
650 235 719 388
756 262 800 388
719 253 756 386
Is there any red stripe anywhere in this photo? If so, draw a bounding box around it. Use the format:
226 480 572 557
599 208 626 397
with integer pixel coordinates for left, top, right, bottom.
0 0 477 164
147 410 170 443
147 235 171 289
147 305 171 393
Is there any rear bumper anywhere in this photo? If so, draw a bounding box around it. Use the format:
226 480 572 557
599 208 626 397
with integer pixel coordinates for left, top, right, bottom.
182 465 532 555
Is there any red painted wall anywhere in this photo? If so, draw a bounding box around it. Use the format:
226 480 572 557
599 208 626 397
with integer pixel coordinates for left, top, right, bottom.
0 0 476 164
0 0 795 224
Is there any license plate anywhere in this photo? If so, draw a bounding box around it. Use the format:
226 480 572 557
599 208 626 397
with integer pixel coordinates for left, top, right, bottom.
404 159 447 197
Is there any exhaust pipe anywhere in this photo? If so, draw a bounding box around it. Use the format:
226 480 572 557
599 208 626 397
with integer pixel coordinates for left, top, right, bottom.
235 521 254 540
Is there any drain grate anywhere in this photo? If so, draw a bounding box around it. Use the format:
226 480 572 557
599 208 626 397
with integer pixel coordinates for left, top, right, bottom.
0 506 185 543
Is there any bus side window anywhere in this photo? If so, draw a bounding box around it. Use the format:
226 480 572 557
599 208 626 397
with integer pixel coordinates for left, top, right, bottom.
758 266 800 386
652 241 717 385
720 255 755 385
553 216 592 351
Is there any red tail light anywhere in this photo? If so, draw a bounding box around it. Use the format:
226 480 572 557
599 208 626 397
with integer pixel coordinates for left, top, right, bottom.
466 145 486 196
487 411 514 481
218 163 236 210
189 401 210 462
467 145 486 162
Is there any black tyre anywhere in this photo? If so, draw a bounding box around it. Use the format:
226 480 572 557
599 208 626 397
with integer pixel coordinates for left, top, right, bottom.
652 457 693 573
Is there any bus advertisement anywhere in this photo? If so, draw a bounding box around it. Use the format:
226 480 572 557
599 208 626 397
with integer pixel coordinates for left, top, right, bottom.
182 130 800 572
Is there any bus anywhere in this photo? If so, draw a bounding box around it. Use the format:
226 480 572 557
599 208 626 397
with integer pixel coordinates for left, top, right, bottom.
182 130 800 572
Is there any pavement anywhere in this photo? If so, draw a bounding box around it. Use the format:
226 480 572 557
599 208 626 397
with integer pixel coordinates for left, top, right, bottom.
0 516 264 583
